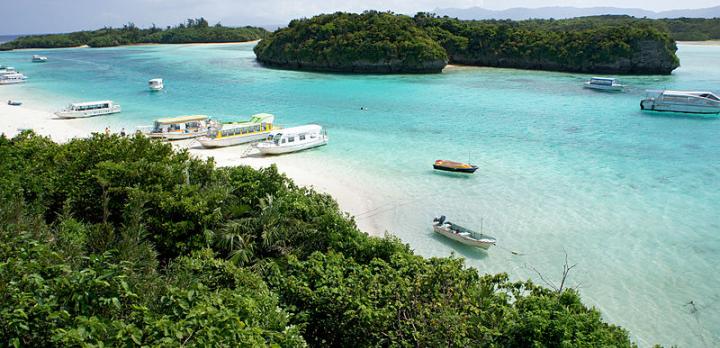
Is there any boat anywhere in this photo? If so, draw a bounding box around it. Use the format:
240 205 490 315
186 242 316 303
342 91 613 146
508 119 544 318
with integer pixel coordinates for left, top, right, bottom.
640 90 720 115
583 77 624 92
256 124 328 155
148 78 164 91
7 100 22 106
432 215 496 250
433 160 478 173
31 55 48 63
55 100 121 119
142 115 212 140
0 72 27 85
0 66 17 75
197 113 277 148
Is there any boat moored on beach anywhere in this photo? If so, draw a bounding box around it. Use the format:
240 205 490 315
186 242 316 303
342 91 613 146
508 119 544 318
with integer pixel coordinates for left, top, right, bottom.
433 160 478 173
142 115 212 140
583 77 624 92
256 124 328 155
55 100 121 119
432 216 496 250
0 72 27 85
32 55 48 63
197 113 277 148
148 78 164 91
640 90 720 115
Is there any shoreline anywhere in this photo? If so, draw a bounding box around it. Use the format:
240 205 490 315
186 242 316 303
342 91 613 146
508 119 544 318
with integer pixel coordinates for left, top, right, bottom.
677 40 720 46
3 40 260 51
0 87 385 236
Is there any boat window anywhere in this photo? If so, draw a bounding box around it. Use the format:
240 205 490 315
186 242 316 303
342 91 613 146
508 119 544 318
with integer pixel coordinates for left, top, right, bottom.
274 133 283 145
281 139 286 144
288 136 295 143
701 93 719 101
299 134 306 141
310 134 316 139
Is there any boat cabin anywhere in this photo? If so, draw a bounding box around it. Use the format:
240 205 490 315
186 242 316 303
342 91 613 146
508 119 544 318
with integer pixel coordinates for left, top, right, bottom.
66 101 114 112
153 115 209 133
268 124 323 145
208 113 275 139
148 78 163 90
588 77 618 86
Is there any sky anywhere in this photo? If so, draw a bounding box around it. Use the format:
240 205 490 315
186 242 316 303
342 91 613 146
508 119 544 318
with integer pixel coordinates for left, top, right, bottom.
1 0 716 35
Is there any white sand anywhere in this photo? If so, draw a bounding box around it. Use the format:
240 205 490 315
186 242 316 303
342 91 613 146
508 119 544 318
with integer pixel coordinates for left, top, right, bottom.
677 40 720 46
0 87 385 236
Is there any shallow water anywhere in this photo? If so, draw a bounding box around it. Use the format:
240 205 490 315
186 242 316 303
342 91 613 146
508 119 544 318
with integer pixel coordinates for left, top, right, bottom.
1 43 719 347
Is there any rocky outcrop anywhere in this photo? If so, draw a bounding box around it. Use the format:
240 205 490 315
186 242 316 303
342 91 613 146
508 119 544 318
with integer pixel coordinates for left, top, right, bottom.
254 57 447 74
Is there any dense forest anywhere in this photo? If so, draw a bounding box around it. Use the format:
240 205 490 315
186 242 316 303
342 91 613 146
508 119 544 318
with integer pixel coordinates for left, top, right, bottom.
658 18 720 41
0 132 640 346
256 12 679 74
0 18 268 50
254 11 448 73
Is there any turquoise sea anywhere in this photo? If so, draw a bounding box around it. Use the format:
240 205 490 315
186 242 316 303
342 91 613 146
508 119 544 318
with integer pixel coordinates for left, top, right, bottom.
1 43 719 347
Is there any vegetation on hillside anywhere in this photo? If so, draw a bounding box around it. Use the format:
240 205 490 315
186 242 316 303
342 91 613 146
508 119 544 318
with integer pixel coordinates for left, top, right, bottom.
253 11 449 73
414 14 679 74
0 132 640 346
657 18 720 41
0 18 268 50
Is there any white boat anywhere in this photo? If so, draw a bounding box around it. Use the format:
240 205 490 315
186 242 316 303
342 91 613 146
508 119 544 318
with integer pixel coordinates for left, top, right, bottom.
256 124 328 155
583 77 624 92
148 78 164 91
197 113 277 148
32 55 48 63
432 216 496 250
142 115 212 140
641 90 720 115
55 100 121 119
0 72 27 85
0 66 17 75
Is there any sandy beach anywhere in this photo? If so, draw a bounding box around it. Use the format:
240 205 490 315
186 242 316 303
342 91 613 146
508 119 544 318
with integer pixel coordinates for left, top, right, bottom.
677 40 720 46
0 87 385 236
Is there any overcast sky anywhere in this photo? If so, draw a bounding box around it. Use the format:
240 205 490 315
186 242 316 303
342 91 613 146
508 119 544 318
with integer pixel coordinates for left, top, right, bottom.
1 0 715 35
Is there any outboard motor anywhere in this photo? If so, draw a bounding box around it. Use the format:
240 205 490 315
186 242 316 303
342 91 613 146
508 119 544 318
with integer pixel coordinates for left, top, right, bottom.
433 215 446 226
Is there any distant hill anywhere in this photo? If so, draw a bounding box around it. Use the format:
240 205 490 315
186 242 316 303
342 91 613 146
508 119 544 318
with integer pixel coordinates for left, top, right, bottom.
434 6 720 20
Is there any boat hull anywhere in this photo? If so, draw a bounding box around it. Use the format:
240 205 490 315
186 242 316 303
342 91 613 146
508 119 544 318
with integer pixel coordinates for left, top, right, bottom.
257 138 328 155
433 164 478 173
0 79 25 85
641 99 720 115
197 132 270 148
147 130 204 140
433 225 495 249
55 106 122 119
584 82 624 92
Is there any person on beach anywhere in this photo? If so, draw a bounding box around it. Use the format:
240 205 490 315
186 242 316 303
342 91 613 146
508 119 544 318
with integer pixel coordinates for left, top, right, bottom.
120 128 126 137
105 127 110 136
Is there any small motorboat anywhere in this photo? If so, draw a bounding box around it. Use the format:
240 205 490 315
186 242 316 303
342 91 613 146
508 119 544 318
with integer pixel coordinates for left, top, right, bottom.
32 55 48 63
433 159 478 173
8 100 22 106
148 78 164 91
583 77 624 92
432 216 496 250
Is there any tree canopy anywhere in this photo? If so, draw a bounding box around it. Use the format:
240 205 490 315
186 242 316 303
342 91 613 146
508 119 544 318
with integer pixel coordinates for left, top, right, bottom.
0 132 640 346
0 18 268 50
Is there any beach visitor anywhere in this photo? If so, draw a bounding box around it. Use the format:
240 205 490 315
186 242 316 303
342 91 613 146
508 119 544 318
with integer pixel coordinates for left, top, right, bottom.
104 127 110 136
120 128 126 136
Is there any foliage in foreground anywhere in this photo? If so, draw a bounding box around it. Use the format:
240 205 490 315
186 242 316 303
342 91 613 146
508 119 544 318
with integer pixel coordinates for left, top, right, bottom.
0 132 638 346
0 18 268 50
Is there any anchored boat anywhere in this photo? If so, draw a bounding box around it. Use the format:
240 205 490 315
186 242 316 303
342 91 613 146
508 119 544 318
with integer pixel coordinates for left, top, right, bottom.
583 77 624 92
432 216 496 250
32 55 48 63
197 113 277 148
256 124 328 155
433 160 478 173
148 78 164 91
55 100 121 119
142 115 212 140
641 90 720 115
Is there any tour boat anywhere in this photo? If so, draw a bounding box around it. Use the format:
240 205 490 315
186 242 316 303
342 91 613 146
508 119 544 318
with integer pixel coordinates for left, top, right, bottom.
583 77 624 92
55 100 121 119
432 216 496 250
0 72 27 85
143 115 212 140
32 55 48 63
433 160 478 173
256 124 328 155
148 78 164 91
640 90 720 115
197 113 277 148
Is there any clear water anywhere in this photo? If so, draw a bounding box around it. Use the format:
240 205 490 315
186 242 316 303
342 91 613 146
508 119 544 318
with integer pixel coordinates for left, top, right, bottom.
2 43 719 347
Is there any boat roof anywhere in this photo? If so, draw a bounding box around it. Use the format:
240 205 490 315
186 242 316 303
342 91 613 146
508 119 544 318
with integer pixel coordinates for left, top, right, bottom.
224 113 275 126
155 115 209 124
590 77 616 81
275 124 322 134
70 100 113 107
662 90 717 96
149 78 163 82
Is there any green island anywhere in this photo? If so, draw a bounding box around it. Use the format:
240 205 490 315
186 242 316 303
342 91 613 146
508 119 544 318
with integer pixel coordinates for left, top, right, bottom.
0 132 641 346
658 18 720 41
0 18 268 51
255 11 681 75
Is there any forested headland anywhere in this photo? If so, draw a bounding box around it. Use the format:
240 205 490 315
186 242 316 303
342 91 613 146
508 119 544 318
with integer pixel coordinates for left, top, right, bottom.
0 18 268 50
255 12 680 75
0 132 641 346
